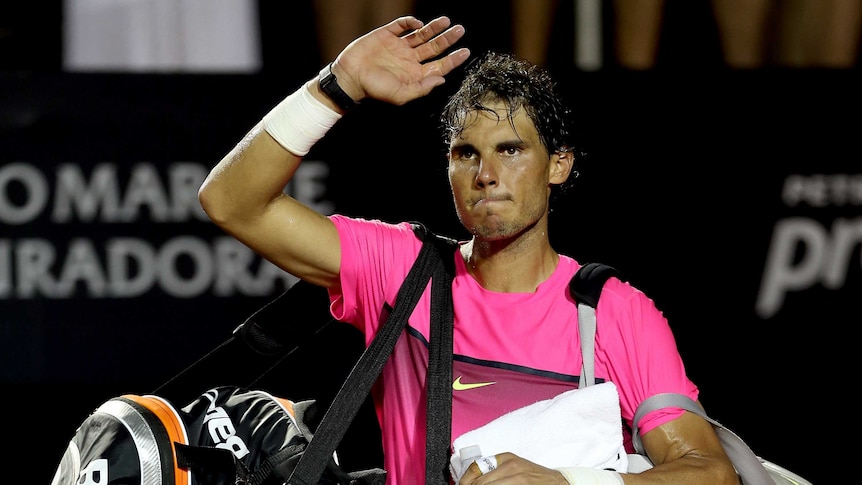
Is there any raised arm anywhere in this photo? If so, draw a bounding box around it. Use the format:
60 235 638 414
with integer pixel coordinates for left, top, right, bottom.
198 16 469 288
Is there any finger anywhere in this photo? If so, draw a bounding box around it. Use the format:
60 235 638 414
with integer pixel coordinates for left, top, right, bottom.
422 47 470 79
403 16 454 48
386 16 425 37
414 26 467 64
459 461 482 485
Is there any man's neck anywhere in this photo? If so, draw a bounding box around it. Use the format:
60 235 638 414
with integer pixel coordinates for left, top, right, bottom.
460 237 559 293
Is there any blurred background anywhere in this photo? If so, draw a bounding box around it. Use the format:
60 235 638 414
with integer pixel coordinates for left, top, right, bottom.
2 1 859 484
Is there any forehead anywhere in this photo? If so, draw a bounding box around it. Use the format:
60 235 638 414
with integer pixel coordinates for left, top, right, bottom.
452 103 538 144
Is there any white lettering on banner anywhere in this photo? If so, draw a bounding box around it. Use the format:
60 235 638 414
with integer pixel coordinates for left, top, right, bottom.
1 237 297 299
756 174 862 319
781 173 862 207
52 162 210 223
78 458 108 484
0 160 332 224
203 389 250 459
0 161 329 299
0 162 49 224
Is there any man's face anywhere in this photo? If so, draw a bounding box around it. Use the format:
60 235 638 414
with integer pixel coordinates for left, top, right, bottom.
447 103 554 241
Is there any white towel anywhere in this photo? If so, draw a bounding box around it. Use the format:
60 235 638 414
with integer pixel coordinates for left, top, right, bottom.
449 382 628 483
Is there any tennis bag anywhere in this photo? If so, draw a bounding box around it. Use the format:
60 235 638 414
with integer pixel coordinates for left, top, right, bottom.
50 386 386 485
51 223 457 485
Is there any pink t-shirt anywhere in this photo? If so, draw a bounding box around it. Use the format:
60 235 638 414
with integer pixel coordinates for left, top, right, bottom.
329 215 697 484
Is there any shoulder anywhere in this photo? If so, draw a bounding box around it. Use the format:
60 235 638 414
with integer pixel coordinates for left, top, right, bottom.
600 276 649 307
328 215 427 280
327 217 427 325
580 266 658 315
329 215 421 249
581 267 669 336
563 259 652 309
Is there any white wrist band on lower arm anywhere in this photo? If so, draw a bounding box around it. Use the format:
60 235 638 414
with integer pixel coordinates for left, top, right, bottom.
262 83 342 156
555 467 624 485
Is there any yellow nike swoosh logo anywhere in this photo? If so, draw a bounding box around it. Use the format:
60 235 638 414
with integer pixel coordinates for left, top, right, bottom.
452 376 496 391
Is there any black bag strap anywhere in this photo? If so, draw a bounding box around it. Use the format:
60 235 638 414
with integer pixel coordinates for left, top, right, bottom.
569 262 776 485
288 223 457 485
420 226 458 484
153 278 337 401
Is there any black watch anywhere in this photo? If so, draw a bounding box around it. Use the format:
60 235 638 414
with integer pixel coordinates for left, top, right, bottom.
318 62 359 112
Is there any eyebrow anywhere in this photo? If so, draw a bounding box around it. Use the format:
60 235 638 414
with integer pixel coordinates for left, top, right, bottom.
449 139 527 154
448 142 474 156
498 139 527 151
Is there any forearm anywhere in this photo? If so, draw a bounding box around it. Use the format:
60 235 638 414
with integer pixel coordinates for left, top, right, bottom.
629 419 739 485
199 79 341 231
619 455 739 485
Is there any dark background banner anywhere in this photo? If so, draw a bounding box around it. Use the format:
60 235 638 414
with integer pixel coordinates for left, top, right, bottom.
2 69 857 484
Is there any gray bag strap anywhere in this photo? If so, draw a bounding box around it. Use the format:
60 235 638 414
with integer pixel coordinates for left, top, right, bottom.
570 262 776 485
576 303 597 387
569 263 618 388
632 393 775 485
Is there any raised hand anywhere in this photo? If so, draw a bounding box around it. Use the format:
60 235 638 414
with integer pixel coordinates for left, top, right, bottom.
332 16 471 106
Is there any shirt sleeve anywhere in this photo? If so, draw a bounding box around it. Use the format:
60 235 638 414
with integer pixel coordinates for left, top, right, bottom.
327 215 423 342
595 277 699 437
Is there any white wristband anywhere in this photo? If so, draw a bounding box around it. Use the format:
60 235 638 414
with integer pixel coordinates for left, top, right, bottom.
555 467 624 485
262 83 342 156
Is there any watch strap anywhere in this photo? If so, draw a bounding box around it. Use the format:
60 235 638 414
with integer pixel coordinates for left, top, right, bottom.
318 62 358 112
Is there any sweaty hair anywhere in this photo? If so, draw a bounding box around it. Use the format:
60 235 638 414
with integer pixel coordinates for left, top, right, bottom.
440 51 580 198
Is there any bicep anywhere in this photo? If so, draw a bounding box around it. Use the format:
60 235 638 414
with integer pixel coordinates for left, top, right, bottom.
641 408 728 465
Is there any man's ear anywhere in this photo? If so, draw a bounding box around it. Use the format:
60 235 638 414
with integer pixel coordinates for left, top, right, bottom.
549 149 575 185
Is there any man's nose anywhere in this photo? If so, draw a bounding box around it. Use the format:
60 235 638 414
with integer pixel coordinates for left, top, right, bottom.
475 157 499 187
